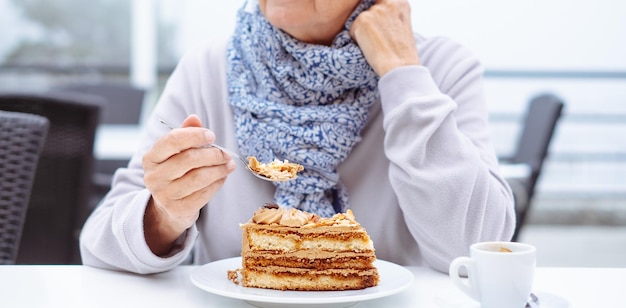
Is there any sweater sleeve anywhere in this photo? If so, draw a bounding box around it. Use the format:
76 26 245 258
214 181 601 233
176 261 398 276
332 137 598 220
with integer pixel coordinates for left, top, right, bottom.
378 38 515 273
79 184 199 273
78 44 210 274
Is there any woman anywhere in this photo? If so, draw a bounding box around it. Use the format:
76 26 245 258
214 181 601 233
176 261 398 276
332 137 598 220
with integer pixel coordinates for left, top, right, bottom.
80 0 515 274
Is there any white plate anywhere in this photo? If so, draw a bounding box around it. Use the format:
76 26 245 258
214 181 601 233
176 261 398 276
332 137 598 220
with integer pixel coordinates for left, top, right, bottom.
190 257 414 308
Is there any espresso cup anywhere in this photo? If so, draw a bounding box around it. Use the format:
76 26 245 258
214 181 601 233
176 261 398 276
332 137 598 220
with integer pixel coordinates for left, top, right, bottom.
449 241 536 308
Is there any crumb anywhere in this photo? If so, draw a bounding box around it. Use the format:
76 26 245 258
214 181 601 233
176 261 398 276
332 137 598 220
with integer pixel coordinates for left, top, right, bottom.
247 156 304 181
227 268 241 285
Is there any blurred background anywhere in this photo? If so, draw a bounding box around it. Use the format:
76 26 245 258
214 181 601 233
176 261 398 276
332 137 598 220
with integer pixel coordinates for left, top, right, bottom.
1 0 624 266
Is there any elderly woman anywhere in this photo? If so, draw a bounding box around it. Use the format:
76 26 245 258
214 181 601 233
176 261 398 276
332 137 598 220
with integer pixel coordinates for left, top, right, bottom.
80 0 515 274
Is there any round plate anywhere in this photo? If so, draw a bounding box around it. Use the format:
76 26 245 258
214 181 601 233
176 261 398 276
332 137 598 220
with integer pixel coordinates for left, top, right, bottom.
434 289 570 308
533 291 570 308
190 257 414 308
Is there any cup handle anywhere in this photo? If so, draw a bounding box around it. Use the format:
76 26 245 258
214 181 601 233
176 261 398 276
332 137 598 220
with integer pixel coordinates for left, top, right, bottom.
449 256 479 302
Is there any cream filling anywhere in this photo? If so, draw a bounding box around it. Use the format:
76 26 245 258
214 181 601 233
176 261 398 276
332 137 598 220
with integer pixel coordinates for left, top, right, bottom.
247 232 373 252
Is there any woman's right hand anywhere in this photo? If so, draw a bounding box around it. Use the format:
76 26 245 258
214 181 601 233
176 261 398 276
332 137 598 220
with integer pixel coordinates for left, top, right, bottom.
141 114 236 255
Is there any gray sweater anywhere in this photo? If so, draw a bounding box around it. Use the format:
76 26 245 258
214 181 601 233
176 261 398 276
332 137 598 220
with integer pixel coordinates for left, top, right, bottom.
79 33 515 274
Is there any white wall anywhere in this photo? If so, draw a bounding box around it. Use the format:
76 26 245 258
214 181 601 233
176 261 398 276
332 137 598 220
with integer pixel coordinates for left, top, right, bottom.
411 0 626 71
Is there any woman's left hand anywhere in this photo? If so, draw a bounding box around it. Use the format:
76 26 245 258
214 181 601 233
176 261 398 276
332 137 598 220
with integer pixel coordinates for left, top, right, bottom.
350 0 420 77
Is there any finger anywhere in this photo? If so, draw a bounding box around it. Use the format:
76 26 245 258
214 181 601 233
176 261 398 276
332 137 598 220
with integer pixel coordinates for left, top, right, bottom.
173 174 229 211
162 162 234 201
144 114 213 165
157 146 233 181
143 146 232 200
374 0 409 5
156 180 221 222
181 114 203 128
148 158 235 222
351 0 418 76
144 127 216 166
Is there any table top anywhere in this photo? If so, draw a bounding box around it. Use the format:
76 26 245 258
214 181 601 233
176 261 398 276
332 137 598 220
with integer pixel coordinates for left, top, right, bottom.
0 264 624 307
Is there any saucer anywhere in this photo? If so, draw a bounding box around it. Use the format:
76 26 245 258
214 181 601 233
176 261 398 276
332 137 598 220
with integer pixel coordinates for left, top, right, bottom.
532 291 570 308
434 289 569 308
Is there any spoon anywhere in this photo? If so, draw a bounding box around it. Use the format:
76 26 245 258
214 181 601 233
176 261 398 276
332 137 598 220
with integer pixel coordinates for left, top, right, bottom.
434 291 540 308
526 292 540 308
158 118 288 182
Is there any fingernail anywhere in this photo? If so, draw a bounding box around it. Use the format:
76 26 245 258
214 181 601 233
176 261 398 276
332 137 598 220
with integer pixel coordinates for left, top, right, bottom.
226 159 236 171
204 131 215 142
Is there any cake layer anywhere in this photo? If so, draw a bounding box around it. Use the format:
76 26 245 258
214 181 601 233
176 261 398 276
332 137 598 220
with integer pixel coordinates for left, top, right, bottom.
242 253 376 270
242 225 373 253
243 222 365 235
242 267 380 291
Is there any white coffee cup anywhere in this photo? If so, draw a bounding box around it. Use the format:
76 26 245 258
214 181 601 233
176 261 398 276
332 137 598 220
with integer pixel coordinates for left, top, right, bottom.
449 241 536 308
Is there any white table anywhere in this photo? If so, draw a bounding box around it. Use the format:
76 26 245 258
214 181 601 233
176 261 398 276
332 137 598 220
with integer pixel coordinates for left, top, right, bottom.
0 265 624 307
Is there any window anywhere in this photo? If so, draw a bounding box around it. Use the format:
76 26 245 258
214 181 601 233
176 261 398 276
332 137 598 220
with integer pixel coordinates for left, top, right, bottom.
0 0 240 92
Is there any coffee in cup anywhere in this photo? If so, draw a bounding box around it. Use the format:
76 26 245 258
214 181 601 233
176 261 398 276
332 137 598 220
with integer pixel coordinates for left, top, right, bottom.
449 241 536 308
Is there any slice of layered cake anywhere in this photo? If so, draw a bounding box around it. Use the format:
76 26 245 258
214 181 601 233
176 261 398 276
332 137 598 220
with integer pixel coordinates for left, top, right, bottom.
231 203 379 291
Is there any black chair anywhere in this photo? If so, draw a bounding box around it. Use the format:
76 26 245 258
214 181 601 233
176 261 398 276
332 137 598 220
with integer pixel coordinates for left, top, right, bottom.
0 111 49 265
53 82 145 125
502 94 564 241
52 82 145 208
0 92 101 264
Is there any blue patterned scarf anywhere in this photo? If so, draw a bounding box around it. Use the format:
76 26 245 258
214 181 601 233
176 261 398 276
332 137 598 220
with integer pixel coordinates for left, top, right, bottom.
227 0 378 217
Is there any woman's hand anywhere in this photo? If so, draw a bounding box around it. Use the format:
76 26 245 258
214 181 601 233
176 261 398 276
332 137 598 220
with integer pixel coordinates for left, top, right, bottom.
142 114 236 255
350 0 420 77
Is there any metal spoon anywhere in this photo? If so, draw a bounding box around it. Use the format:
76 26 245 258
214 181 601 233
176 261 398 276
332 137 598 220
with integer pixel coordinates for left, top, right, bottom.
526 292 540 308
158 118 288 182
